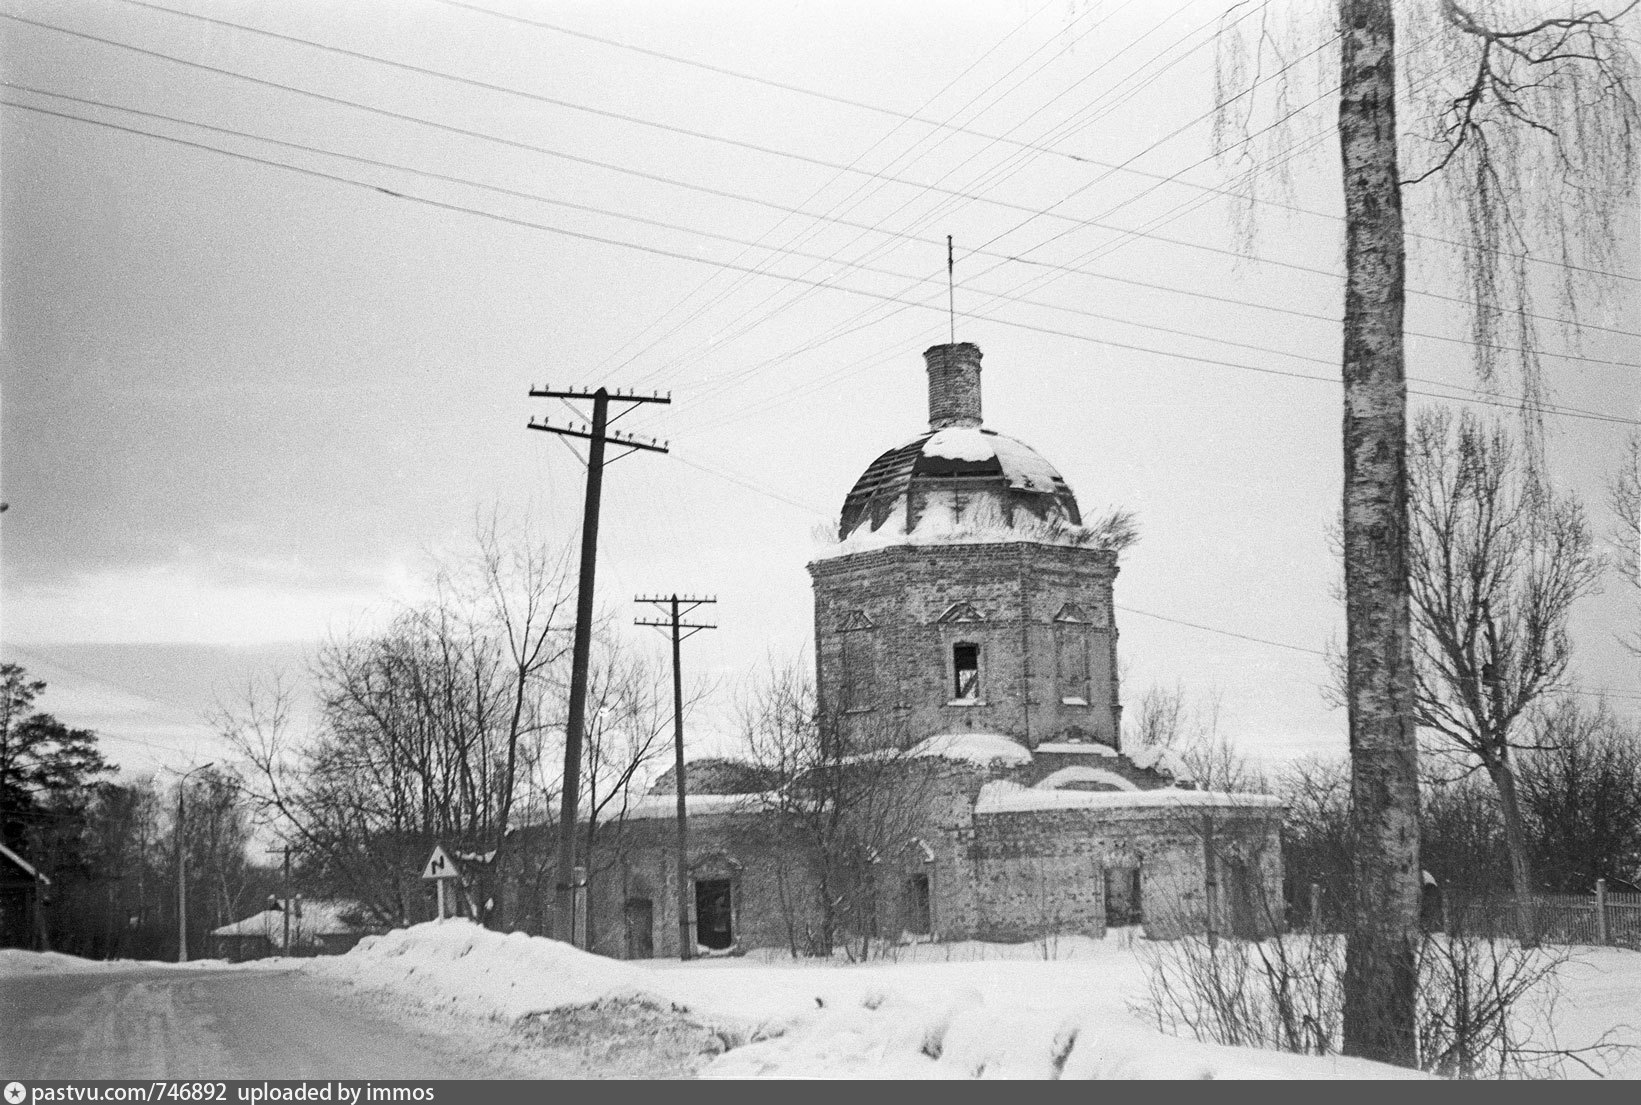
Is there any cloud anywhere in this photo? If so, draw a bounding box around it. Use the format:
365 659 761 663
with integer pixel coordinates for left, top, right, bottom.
4 556 427 644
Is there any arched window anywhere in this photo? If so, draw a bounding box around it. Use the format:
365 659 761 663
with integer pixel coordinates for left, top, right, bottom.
1053 603 1093 705
952 642 980 701
840 611 875 712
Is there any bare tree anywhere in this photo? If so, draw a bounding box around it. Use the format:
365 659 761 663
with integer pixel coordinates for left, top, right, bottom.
1611 434 1641 654
738 658 934 958
1408 407 1601 937
221 517 574 930
1519 697 1641 892
1127 681 1263 792
576 637 674 953
1277 755 1355 931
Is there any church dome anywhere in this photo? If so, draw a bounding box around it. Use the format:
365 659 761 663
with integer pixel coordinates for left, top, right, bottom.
838 343 1083 540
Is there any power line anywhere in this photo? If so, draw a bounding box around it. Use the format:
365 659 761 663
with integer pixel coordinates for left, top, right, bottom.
1115 605 1325 656
596 0 1192 384
18 96 1632 434
622 7 1330 390
10 10 1629 347
423 0 1636 287
35 78 1613 383
5 97 1633 436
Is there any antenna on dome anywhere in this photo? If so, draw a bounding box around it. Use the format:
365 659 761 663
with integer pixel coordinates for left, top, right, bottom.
947 234 955 346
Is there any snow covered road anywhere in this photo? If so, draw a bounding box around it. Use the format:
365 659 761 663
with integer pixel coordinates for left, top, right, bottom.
0 965 566 1080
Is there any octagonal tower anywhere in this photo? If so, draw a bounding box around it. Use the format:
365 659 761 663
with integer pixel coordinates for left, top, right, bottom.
808 343 1123 752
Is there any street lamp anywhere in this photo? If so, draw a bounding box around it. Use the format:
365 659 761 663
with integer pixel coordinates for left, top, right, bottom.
167 762 214 963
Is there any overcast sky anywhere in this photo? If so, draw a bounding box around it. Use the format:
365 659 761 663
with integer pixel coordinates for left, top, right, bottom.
3 0 1637 781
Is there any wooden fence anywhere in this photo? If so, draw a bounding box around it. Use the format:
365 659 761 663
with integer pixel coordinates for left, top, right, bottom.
1449 881 1641 949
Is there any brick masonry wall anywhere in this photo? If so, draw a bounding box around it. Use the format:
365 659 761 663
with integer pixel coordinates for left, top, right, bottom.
580 776 1284 955
970 804 1285 941
810 542 1121 750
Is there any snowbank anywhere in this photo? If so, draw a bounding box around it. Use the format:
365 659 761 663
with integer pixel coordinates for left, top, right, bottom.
301 920 658 1022
294 922 1424 1079
0 949 144 976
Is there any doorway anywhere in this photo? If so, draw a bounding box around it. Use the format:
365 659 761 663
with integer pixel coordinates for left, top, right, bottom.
695 879 733 950
904 873 932 936
1104 867 1142 927
624 898 654 959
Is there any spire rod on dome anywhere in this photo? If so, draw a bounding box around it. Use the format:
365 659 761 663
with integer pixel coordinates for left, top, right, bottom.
947 234 955 347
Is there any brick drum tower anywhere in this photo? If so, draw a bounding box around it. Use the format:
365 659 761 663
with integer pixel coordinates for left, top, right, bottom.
809 342 1123 751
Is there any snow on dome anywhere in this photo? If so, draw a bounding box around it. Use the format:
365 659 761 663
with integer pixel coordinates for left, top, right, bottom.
834 426 1085 544
908 732 1032 767
1035 766 1139 792
923 426 995 463
989 432 1064 495
976 780 1283 814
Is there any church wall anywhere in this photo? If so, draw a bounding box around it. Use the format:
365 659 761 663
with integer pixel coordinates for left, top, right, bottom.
970 805 1285 942
581 811 799 960
809 542 1121 750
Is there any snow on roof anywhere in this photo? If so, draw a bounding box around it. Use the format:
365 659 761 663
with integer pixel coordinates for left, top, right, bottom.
975 780 1283 815
907 732 1032 767
617 792 775 821
817 499 1108 561
1034 742 1117 757
1126 743 1192 781
1036 767 1138 792
211 900 368 941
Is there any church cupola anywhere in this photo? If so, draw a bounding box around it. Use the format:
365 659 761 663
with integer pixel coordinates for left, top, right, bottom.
925 342 983 430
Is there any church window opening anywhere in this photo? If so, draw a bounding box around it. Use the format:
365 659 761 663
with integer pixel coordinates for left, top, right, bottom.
842 628 873 712
695 879 734 950
1056 625 1091 705
952 643 980 701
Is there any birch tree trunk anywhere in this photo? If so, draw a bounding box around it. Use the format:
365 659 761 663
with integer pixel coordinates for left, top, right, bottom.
1337 0 1420 1068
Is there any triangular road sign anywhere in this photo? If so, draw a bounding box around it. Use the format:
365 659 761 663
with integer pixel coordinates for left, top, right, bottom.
421 844 461 880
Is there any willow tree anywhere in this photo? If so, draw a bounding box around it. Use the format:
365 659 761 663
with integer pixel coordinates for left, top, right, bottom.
1216 0 1638 1067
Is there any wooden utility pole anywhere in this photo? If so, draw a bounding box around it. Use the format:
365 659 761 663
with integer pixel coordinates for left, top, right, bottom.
171 762 213 963
636 593 717 960
528 385 669 945
265 845 291 954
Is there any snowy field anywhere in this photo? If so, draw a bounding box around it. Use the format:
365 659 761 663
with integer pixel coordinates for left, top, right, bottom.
8 922 1637 1079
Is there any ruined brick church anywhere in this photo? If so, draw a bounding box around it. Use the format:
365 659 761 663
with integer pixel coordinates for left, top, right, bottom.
582 342 1284 958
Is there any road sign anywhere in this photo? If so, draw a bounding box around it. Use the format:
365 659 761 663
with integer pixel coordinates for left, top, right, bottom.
422 844 460 881
422 845 461 921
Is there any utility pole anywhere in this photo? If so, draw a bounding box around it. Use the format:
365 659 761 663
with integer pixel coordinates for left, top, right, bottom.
170 762 214 963
528 384 670 946
265 844 291 954
636 593 717 960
